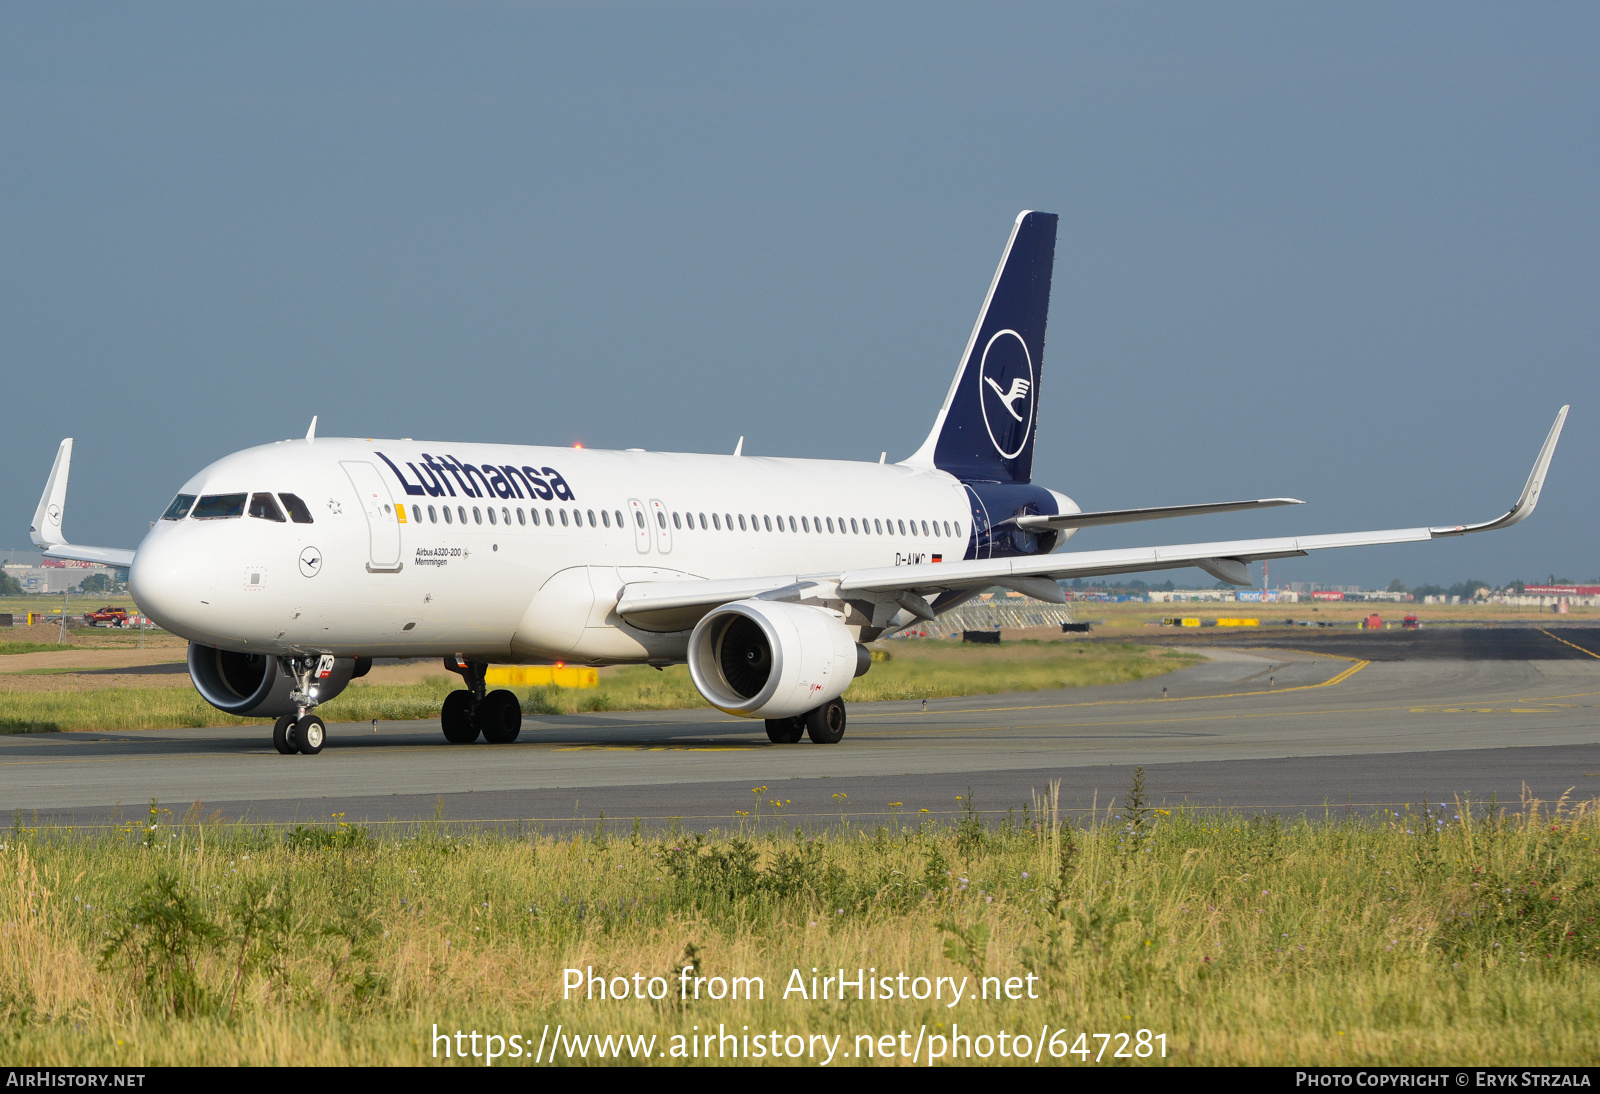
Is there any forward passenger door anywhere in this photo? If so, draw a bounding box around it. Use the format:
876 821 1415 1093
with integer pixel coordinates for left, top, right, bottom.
341 461 403 571
627 499 651 554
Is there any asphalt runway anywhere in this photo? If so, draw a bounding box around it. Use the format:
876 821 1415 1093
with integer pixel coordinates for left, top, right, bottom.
5 626 1599 831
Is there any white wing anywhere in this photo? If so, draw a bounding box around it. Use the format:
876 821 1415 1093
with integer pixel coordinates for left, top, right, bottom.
617 406 1569 625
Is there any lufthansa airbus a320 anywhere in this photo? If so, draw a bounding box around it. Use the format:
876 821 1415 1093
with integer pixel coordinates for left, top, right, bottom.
28 212 1569 755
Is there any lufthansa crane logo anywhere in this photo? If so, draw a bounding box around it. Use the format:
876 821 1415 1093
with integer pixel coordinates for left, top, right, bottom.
299 547 323 578
977 328 1035 460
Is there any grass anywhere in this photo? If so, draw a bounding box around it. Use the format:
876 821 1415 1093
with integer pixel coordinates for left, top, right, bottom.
0 643 74 656
2 786 1597 1065
0 641 1201 733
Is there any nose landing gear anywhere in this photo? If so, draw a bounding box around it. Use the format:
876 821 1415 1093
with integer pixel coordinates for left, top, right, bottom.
440 656 523 744
272 656 337 755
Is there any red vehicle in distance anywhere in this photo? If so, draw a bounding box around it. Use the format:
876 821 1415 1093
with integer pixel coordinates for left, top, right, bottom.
82 605 130 627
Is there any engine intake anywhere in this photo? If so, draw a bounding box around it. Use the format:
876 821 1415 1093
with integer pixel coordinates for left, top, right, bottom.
688 600 862 719
187 643 359 718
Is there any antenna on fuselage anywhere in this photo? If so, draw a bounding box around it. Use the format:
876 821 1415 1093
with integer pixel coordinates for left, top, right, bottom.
733 436 744 456
306 415 318 443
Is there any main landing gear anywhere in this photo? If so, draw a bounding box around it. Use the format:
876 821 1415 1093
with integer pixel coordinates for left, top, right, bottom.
272 655 334 755
440 656 522 744
765 696 847 745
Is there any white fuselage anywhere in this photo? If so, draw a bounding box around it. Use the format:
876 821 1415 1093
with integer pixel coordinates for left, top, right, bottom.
129 438 985 663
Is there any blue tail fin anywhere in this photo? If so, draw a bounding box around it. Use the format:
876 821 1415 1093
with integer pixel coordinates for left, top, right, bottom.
903 210 1057 483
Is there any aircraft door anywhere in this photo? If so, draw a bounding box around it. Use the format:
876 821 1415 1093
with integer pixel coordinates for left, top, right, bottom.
340 461 403 571
627 499 651 554
648 498 672 554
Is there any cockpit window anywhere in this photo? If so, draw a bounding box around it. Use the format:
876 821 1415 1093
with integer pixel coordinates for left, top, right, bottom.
248 493 286 522
278 493 314 524
192 493 247 520
162 494 196 521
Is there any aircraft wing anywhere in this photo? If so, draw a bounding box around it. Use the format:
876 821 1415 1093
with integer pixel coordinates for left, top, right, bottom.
40 544 137 569
28 438 137 571
1014 497 1302 531
617 405 1568 624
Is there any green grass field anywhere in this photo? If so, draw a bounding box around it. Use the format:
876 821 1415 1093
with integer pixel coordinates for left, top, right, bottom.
0 642 1201 733
2 782 1596 1065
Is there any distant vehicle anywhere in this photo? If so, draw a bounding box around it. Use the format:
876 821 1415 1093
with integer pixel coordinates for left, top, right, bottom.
1402 614 1420 629
1364 613 1383 629
82 605 129 627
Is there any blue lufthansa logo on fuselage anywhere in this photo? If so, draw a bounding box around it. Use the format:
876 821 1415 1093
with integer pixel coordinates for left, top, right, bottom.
374 451 576 503
977 329 1034 460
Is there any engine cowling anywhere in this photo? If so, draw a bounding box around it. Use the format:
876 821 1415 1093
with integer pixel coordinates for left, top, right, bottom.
187 643 366 718
688 600 868 720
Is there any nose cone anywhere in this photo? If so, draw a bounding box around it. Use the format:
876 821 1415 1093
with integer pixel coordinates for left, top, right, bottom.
130 526 216 642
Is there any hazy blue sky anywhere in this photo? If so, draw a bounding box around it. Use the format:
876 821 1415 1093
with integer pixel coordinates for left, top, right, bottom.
3 4 1595 588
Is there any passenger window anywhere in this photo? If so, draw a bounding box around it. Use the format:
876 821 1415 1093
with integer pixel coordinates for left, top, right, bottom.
825 517 834 533
656 511 665 528
248 493 286 522
713 513 721 530
763 515 773 532
738 514 747 531
277 493 314 524
428 505 437 523
474 507 483 525
788 516 797 532
601 510 610 528
751 513 759 530
444 506 453 524
517 508 526 526
457 506 467 524
672 512 682 530
873 519 882 535
943 520 951 537
724 513 732 529
922 520 930 536
850 518 858 534
801 516 809 533
193 493 247 520
955 522 962 537
487 508 497 525
502 507 511 525
410 504 420 523
162 494 196 521
531 508 540 526
546 508 554 526
560 509 569 527
899 519 908 536
587 509 596 527
614 510 623 527
699 513 707 529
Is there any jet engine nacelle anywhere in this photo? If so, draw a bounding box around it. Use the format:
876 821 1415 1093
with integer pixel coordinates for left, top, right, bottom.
688 600 868 720
187 643 367 718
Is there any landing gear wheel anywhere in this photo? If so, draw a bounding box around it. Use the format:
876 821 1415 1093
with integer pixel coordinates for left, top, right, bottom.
272 714 297 755
295 714 326 755
765 717 804 743
478 689 522 744
441 689 480 743
804 698 846 744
